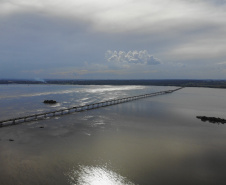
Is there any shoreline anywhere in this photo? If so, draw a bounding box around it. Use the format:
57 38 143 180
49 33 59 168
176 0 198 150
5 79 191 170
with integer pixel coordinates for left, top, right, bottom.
1 79 226 89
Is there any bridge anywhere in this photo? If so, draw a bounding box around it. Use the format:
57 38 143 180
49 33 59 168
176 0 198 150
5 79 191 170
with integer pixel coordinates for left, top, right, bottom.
0 87 183 128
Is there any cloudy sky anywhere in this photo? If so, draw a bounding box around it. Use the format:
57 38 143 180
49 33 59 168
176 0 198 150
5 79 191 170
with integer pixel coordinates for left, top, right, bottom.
0 0 226 79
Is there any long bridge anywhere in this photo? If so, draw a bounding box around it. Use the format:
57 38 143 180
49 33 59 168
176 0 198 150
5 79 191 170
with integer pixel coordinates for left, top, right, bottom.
0 87 183 128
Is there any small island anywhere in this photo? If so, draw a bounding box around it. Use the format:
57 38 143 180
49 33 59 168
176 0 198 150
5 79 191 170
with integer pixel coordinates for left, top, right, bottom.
43 100 57 104
196 116 226 124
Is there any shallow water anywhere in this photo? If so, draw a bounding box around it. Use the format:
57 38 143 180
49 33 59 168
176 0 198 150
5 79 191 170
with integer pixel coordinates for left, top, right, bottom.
0 85 226 185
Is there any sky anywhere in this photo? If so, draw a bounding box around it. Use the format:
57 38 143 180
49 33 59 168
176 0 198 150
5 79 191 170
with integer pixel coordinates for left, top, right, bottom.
0 0 226 79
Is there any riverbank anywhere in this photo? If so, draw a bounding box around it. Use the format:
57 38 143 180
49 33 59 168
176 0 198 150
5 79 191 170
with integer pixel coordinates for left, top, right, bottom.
1 79 226 88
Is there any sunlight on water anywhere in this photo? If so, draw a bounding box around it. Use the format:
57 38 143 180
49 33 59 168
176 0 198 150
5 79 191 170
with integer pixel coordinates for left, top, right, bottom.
85 86 144 93
67 165 135 185
0 89 80 99
0 85 145 99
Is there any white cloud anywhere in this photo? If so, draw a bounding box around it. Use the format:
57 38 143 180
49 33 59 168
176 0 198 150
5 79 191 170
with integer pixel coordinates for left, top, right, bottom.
105 50 161 65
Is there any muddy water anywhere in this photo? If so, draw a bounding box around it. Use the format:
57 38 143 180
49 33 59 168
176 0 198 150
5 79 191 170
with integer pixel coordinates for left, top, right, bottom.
0 85 226 185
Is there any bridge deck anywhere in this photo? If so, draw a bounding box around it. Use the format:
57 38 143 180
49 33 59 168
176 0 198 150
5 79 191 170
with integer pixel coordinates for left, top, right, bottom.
0 87 183 127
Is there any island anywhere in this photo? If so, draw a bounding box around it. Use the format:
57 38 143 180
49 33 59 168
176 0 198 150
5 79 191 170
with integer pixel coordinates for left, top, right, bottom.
43 100 57 104
196 116 226 124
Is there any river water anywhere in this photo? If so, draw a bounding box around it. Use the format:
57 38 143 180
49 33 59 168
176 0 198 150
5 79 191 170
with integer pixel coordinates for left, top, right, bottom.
0 85 226 185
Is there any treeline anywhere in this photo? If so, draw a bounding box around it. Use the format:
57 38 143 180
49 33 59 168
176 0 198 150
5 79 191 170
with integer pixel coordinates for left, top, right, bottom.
1 79 226 88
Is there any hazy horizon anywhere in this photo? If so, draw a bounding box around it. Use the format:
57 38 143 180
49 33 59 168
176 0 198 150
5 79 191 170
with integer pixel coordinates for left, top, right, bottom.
1 78 226 80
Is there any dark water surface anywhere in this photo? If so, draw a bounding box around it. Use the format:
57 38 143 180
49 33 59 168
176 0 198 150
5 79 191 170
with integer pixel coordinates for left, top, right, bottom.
0 85 226 185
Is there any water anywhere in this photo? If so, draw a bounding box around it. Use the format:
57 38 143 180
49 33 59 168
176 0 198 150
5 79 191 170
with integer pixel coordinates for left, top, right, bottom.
0 85 226 185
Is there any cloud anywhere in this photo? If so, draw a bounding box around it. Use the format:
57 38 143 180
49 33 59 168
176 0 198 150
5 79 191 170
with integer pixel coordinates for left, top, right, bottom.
105 50 161 65
217 61 226 65
1 0 226 34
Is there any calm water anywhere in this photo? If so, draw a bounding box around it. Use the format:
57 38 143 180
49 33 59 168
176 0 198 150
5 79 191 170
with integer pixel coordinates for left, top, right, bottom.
0 85 226 185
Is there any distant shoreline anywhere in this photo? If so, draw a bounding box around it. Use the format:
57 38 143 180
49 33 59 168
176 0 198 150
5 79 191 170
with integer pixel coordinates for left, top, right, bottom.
1 79 226 89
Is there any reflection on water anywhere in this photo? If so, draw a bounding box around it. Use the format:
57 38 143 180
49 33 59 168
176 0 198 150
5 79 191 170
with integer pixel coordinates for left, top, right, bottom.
68 165 134 185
